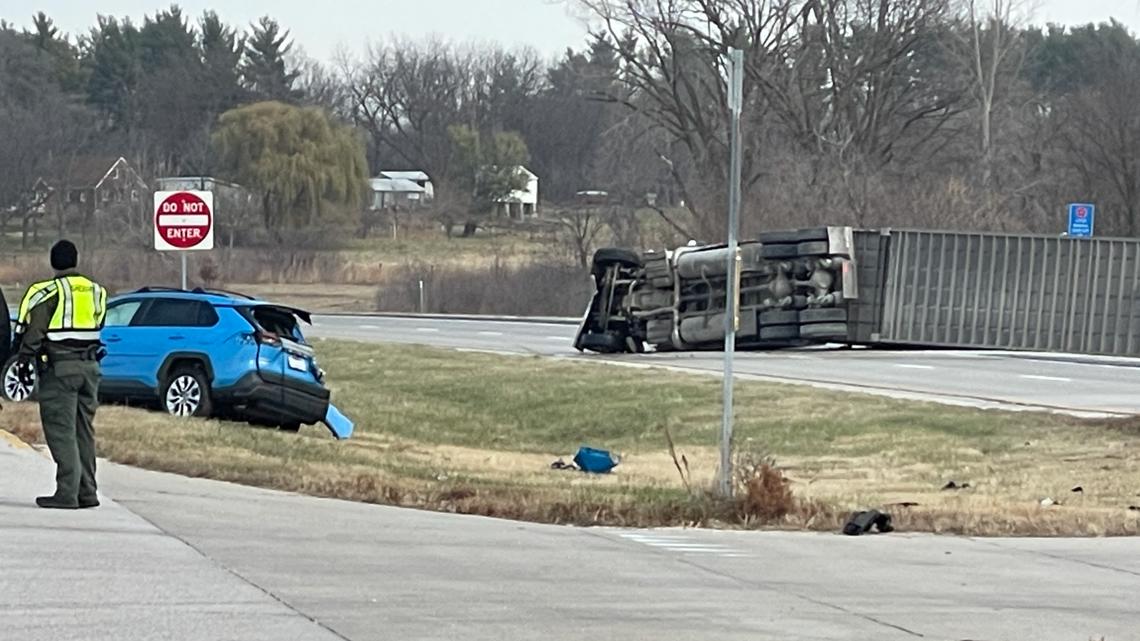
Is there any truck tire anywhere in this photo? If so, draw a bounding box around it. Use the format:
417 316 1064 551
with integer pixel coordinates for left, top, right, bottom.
578 332 627 354
592 248 642 273
758 310 799 326
760 325 800 340
799 322 849 340
760 244 799 259
799 308 848 323
797 241 831 256
757 228 830 244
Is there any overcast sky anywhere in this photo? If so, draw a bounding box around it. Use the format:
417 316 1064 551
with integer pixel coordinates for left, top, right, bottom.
3 0 1139 64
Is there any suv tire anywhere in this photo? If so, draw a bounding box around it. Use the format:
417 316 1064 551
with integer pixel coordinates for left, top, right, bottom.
1 355 37 402
162 365 213 418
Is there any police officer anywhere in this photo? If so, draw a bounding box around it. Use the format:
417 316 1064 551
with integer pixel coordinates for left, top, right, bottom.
14 240 107 509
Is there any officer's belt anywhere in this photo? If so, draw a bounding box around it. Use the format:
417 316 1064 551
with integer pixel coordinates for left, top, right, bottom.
45 346 102 362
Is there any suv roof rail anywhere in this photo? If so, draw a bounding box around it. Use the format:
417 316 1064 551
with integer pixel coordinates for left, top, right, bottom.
191 287 257 300
130 286 257 301
132 286 184 293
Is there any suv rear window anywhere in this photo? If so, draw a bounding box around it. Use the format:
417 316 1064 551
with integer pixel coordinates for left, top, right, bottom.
243 306 302 339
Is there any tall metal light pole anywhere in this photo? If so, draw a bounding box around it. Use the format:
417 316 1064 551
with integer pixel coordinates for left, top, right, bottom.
718 48 745 498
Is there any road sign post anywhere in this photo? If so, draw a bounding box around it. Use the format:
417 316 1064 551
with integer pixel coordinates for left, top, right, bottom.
1067 203 1095 238
718 48 745 499
154 190 215 289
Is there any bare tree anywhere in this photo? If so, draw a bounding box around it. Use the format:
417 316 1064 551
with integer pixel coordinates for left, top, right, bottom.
948 1 1036 192
1062 58 1140 236
555 206 609 268
577 0 804 238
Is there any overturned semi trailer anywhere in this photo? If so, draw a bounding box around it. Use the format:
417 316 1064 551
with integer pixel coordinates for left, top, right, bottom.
573 227 1140 357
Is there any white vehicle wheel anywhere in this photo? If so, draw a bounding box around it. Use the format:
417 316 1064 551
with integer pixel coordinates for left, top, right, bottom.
2 357 36 402
163 367 212 418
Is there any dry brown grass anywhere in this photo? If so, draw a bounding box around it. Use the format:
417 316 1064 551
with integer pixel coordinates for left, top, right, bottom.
3 340 1140 536
231 283 380 313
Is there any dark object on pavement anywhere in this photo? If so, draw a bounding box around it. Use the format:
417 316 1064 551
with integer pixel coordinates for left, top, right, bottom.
941 481 970 490
573 446 618 474
889 501 920 508
1128 505 1140 512
1071 486 1084 493
843 510 894 536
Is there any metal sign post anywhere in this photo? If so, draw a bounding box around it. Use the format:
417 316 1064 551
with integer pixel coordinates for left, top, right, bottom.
718 48 745 499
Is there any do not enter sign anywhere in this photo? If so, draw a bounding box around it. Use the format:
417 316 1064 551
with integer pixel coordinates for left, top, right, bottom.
154 191 214 251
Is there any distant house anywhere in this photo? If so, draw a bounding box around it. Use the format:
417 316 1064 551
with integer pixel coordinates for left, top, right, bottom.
493 166 539 219
368 170 435 210
378 170 434 201
368 177 426 210
44 155 148 218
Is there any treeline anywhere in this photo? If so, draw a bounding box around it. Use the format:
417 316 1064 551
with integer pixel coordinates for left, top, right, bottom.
3 2 1140 248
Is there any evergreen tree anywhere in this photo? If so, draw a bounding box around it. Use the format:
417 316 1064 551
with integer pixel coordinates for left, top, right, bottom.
241 16 301 103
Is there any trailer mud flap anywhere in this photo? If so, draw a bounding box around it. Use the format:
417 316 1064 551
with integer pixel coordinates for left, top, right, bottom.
322 403 355 440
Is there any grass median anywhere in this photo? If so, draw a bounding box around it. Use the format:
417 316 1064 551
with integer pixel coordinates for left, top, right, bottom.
4 339 1140 536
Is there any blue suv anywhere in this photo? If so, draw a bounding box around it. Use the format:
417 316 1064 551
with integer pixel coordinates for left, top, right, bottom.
3 287 349 438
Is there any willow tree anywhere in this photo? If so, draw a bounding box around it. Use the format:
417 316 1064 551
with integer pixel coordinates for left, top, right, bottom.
210 100 369 240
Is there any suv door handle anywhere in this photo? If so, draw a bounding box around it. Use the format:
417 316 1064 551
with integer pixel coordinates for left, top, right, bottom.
168 335 185 341
105 335 122 343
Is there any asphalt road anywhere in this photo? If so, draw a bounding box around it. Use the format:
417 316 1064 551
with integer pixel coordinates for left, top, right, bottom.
308 315 1140 416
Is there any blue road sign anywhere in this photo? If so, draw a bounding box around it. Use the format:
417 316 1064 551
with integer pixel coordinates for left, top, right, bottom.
1068 203 1095 237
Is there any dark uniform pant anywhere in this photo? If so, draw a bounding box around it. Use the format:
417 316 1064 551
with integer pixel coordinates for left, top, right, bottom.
38 359 101 502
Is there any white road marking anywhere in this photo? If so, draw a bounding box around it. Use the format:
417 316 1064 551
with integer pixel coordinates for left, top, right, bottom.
415 328 439 333
359 324 380 330
546 336 571 341
895 364 935 370
454 348 525 357
478 331 504 336
1020 374 1072 382
617 532 750 557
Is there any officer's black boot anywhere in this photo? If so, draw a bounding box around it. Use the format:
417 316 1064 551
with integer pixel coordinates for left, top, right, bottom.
36 495 79 509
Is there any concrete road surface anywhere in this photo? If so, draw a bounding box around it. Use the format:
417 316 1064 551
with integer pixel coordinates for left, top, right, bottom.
0 435 342 641
91 457 1139 641
4 428 1138 641
309 314 1140 416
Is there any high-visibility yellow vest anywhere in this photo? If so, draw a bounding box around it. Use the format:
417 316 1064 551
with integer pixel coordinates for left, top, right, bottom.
16 275 107 343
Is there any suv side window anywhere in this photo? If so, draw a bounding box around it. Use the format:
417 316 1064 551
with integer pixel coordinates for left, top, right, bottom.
103 300 144 327
135 299 219 327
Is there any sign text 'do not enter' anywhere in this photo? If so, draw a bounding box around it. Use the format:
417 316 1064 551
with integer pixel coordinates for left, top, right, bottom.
154 191 214 251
